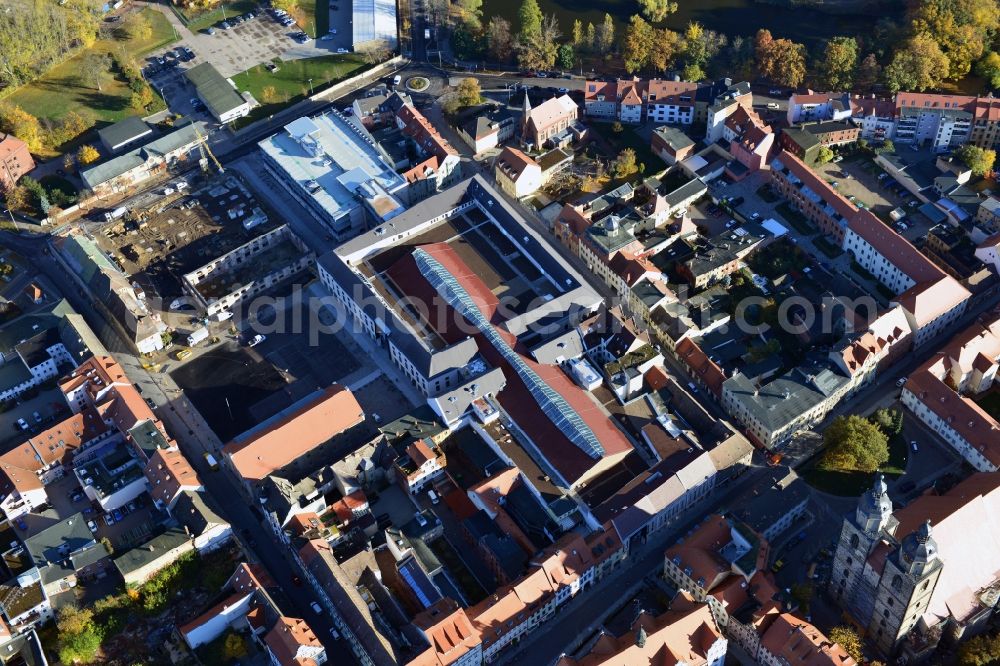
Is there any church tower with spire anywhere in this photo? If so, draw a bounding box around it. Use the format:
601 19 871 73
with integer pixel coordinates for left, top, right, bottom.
520 91 533 149
869 520 943 654
831 474 897 623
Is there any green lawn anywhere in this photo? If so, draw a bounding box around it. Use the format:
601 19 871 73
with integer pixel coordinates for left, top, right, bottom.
975 391 1000 421
5 8 175 156
181 0 258 33
231 54 368 125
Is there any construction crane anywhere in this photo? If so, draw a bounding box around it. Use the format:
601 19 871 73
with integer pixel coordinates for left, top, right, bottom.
193 123 224 175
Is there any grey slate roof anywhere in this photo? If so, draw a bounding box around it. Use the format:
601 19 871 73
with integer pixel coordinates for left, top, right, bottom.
184 63 246 119
723 364 849 434
653 125 695 152
97 116 153 151
663 178 707 208
173 490 228 537
113 527 191 575
23 513 94 569
81 121 207 189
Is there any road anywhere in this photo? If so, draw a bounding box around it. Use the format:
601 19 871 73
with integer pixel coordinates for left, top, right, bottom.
500 465 772 665
0 230 354 660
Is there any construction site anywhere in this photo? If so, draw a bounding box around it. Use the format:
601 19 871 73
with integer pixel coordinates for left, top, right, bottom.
94 174 283 308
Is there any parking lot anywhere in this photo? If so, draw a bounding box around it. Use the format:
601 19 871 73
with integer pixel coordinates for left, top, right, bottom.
144 8 356 122
813 156 929 242
0 387 72 448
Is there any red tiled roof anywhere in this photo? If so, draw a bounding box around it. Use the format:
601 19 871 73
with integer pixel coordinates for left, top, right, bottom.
398 105 458 160
759 613 857 666
264 616 322 666
403 156 439 184
388 243 633 484
223 385 364 482
411 599 481 666
675 338 726 398
144 447 201 506
496 147 539 182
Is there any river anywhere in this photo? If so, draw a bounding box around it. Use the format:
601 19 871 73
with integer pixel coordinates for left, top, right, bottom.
483 0 883 48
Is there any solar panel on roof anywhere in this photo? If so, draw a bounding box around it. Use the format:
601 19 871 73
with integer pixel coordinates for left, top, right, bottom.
414 248 605 460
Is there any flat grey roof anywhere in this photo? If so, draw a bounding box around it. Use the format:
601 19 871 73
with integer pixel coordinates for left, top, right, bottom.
259 111 404 221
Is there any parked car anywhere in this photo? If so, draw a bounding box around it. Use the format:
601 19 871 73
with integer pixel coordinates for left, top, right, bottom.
310 602 323 614
336 47 349 54
911 441 919 452
248 334 266 347
895 376 908 387
766 102 780 110
16 418 28 431
206 26 216 35
87 520 98 533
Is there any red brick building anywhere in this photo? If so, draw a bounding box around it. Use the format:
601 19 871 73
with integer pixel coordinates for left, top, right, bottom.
0 133 34 191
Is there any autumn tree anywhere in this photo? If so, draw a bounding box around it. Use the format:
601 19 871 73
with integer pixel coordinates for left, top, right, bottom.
80 52 112 91
261 85 278 103
820 37 858 91
755 30 806 87
583 22 596 51
516 14 561 70
977 52 1000 89
455 0 482 30
828 626 863 662
596 13 615 53
485 17 513 63
855 53 883 91
517 0 542 44
121 12 152 41
684 22 726 75
271 0 299 13
131 85 155 111
819 415 890 473
816 146 835 165
557 43 574 70
638 0 678 22
56 605 101 665
571 19 583 46
223 632 248 660
0 105 43 153
612 148 639 179
455 77 482 107
651 29 683 73
1 185 30 212
885 34 949 92
908 0 999 80
624 16 655 74
77 144 100 165
955 144 996 176
959 632 1000 666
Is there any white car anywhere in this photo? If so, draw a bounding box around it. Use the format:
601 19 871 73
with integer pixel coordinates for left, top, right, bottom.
87 520 98 533
16 418 28 431
336 47 349 54
248 334 266 347
895 376 907 388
